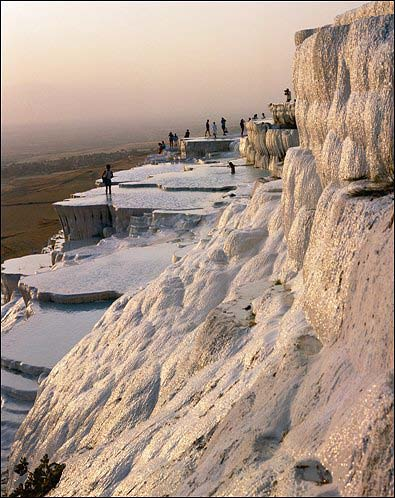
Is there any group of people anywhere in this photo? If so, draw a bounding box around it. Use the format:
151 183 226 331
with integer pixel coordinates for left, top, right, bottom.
239 113 266 137
102 90 295 197
157 141 167 154
205 117 228 138
158 129 191 154
168 132 179 148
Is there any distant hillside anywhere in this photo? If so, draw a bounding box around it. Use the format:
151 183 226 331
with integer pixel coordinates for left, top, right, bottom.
1 148 153 179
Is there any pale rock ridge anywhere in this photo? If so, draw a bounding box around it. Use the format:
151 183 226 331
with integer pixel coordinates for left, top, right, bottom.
334 0 394 25
7 2 394 497
269 102 297 128
243 120 299 175
293 3 394 185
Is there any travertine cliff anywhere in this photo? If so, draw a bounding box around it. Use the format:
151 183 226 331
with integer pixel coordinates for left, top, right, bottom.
242 118 299 176
8 2 393 496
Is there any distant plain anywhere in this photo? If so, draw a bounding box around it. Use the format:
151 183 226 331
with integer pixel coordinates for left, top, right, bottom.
1 150 152 263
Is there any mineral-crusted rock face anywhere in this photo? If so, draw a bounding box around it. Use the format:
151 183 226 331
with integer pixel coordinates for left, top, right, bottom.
243 119 299 175
334 0 394 24
55 203 112 240
180 137 236 159
270 102 297 128
294 2 394 185
7 2 394 497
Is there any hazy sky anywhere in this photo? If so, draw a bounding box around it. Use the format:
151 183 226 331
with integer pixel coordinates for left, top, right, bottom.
2 1 367 129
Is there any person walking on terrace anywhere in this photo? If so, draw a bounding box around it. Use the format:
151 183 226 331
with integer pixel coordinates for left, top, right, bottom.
102 164 114 196
212 121 217 139
240 118 245 137
205 119 211 137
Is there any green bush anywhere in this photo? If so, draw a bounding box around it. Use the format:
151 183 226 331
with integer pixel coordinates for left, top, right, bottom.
7 454 65 497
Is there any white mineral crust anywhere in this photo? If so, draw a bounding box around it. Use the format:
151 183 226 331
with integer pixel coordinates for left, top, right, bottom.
5 2 394 497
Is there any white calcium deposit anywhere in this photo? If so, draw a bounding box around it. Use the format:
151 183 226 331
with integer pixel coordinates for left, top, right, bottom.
4 2 394 496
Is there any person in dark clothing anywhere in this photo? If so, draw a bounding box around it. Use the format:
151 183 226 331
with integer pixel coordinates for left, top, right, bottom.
253 113 258 119
240 118 245 137
205 120 210 137
262 112 266 119
102 164 114 196
221 117 227 135
184 129 190 138
228 162 236 175
284 88 292 102
169 132 174 148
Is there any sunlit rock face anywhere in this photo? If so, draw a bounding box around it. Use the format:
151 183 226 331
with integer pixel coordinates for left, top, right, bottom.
294 1 394 185
270 102 297 128
243 120 299 176
7 2 394 497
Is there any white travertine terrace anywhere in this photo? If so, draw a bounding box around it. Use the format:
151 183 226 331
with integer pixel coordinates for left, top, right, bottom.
54 162 262 241
242 116 300 175
1 254 52 304
5 2 394 497
180 137 239 159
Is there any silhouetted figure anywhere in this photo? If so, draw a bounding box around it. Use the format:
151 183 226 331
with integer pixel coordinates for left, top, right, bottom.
240 118 245 137
253 113 258 119
184 129 190 138
221 117 227 135
228 161 236 175
262 112 266 119
102 164 114 196
173 133 178 148
169 132 174 148
212 121 217 139
205 119 211 137
284 88 292 102
158 142 163 154
161 140 166 151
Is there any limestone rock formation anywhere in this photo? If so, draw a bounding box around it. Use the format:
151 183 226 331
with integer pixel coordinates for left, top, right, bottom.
6 2 394 497
242 120 299 175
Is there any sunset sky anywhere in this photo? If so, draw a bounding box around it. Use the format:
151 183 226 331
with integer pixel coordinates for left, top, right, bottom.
2 1 366 129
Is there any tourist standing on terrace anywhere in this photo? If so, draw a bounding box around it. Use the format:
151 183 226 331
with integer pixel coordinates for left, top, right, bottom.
284 88 292 102
212 122 217 139
221 117 227 135
173 133 179 148
102 164 114 196
262 112 266 119
240 118 245 137
228 162 236 174
169 132 174 148
184 129 190 138
205 120 210 137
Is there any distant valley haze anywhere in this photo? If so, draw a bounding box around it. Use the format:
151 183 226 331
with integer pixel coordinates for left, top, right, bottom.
2 0 367 162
